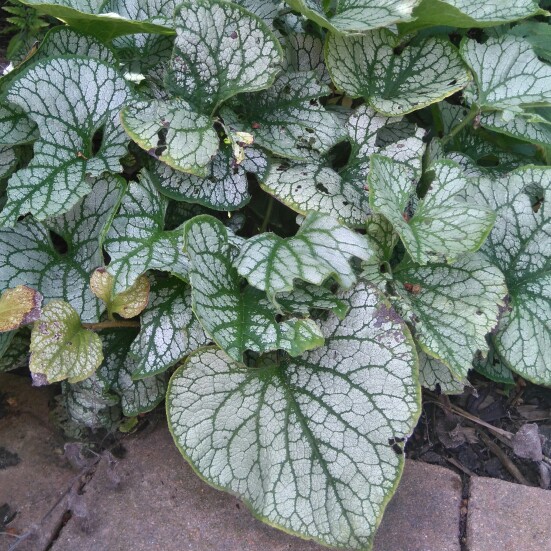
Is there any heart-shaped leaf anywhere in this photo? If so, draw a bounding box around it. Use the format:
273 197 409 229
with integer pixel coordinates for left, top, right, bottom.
166 0 283 114
286 0 420 33
461 166 551 385
167 282 420 550
235 212 373 298
105 171 189 293
326 29 470 116
460 35 551 113
1 57 132 225
0 175 124 322
129 275 209 379
184 215 325 362
30 300 103 384
368 156 496 264
0 286 42 332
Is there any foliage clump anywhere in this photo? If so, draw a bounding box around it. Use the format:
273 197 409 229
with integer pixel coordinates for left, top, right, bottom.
0 1 550 549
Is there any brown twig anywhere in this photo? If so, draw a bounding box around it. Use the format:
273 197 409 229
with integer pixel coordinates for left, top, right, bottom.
478 431 534 486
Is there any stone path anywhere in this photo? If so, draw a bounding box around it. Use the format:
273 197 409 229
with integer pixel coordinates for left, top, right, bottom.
1 373 551 551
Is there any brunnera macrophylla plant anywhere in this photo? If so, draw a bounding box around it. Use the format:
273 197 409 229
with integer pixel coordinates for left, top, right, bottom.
0 0 550 548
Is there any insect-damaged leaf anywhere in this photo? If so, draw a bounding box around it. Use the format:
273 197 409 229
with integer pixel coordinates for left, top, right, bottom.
0 286 42 332
461 166 551 385
30 300 103 384
105 171 189 293
235 212 373 298
129 275 209 379
1 57 132 225
222 71 345 161
0 175 124 323
326 29 470 116
184 215 325 362
368 156 496 264
285 0 420 33
167 282 420 550
261 105 425 227
90 269 150 319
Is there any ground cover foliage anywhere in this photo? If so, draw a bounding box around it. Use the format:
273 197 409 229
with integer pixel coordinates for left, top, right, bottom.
0 1 550 549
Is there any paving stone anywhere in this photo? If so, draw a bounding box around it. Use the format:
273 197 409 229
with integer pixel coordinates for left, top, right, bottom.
0 374 75 551
467 476 551 551
52 418 463 551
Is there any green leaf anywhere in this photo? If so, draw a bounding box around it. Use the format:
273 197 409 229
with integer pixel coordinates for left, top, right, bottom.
129 275 209 379
96 328 166 417
0 175 124 322
285 0 420 33
167 282 420 550
460 35 551 113
30 300 103 384
1 57 132 225
90 269 150 319
0 285 42 332
105 170 189 293
17 0 174 42
223 71 345 161
184 215 325 362
235 212 373 298
150 144 252 211
368 156 496 264
509 22 551 63
260 105 425 227
400 0 546 33
326 30 470 116
121 99 219 176
418 350 467 394
461 166 551 385
392 254 507 379
0 102 38 145
166 0 283 114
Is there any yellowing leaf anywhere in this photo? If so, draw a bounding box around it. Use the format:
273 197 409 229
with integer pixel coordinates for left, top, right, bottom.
0 285 42 332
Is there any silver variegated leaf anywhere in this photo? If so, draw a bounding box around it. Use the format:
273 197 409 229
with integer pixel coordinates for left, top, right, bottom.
418 350 467 394
121 99 219 175
105 171 189 293
462 167 551 385
167 282 420 550
285 0 420 33
184 215 325 362
0 103 38 145
392 255 507 380
129 276 209 379
224 71 345 161
0 329 30 373
326 29 470 116
0 175 124 322
276 282 349 319
369 156 496 264
1 57 132 225
460 35 551 113
284 33 330 85
150 144 251 211
235 212 373 298
166 0 283 114
0 147 17 180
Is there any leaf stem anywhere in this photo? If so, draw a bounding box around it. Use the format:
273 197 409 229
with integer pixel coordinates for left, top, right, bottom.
441 104 479 146
260 197 274 233
82 320 140 331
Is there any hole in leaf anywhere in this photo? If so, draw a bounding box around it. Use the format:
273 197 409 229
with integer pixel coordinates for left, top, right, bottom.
91 125 105 156
315 182 330 194
49 230 69 255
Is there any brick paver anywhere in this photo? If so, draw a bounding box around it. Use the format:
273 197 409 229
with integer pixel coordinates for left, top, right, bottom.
467 476 551 551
